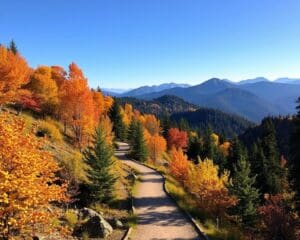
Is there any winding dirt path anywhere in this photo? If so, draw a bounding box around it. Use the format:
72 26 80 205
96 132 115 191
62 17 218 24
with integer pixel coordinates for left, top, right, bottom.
115 143 199 240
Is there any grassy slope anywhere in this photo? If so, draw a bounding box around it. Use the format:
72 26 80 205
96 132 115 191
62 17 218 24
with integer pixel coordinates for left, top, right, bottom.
17 110 136 239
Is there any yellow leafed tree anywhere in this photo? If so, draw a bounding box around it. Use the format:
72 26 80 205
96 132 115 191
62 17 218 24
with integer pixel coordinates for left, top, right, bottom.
0 113 68 238
187 158 236 216
28 66 59 115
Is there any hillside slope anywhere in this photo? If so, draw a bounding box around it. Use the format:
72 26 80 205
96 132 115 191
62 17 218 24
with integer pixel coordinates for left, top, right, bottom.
171 107 254 138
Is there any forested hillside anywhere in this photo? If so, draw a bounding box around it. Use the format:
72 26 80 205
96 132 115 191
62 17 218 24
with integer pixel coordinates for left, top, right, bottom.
171 107 254 138
117 95 198 116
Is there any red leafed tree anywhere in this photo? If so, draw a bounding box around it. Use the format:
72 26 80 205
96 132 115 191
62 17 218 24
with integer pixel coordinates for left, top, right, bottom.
258 194 298 239
14 90 41 114
167 128 188 149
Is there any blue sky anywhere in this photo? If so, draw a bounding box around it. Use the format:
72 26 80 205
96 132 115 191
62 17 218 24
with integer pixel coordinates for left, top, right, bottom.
1 0 300 88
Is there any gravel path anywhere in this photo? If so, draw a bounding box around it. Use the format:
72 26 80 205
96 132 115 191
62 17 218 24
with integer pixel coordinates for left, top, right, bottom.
115 143 199 240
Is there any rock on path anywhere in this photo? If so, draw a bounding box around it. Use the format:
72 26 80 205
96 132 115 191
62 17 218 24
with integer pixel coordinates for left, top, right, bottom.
115 142 199 240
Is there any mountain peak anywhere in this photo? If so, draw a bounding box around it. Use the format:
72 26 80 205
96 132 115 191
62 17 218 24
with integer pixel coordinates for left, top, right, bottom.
238 77 270 85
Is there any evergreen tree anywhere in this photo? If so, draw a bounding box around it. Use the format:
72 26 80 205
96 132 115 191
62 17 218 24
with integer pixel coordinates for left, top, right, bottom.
260 119 284 194
84 122 117 203
109 99 127 141
228 137 247 175
187 135 202 163
127 119 137 146
249 140 268 194
130 121 148 161
161 114 171 139
8 40 18 54
290 97 300 206
179 118 190 132
202 126 217 161
215 149 228 172
230 157 259 226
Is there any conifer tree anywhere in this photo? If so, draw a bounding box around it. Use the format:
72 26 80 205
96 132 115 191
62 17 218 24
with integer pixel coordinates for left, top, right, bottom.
127 118 137 146
8 39 18 54
109 99 127 141
187 135 202 163
230 156 259 226
228 137 247 175
290 97 300 205
260 119 284 194
202 126 217 161
84 121 117 203
249 140 268 194
130 121 148 161
161 114 171 139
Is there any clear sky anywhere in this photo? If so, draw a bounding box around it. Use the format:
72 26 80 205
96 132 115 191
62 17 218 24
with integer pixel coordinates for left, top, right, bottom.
1 0 300 88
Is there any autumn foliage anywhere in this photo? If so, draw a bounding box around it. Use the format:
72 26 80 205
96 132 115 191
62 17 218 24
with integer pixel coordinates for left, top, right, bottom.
146 133 167 163
0 113 68 238
167 128 188 149
0 46 30 105
186 158 236 216
169 148 189 184
59 63 95 146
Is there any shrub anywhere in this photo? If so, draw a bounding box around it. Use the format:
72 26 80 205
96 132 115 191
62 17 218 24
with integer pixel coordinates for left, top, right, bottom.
64 209 78 228
37 119 63 142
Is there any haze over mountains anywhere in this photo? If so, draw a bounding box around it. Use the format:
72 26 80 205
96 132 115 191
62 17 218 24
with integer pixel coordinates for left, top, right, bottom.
112 77 300 122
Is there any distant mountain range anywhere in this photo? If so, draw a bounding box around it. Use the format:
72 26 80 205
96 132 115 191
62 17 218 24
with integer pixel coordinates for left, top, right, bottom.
117 95 253 137
120 78 300 122
120 83 190 97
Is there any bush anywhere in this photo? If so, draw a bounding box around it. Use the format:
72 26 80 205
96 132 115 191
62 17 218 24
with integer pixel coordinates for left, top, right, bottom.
60 150 87 183
37 119 63 142
64 209 78 228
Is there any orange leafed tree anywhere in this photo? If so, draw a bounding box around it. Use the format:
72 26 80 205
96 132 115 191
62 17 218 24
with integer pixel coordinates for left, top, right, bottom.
92 90 105 122
146 133 167 163
219 141 231 157
51 65 67 89
167 128 188 149
0 113 68 238
144 114 160 135
0 46 30 105
103 96 113 114
186 158 236 216
169 148 189 184
59 62 95 147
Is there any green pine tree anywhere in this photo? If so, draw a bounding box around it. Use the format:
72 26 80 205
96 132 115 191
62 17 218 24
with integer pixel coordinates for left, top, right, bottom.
161 114 171 139
127 119 138 146
109 99 127 141
290 97 300 206
8 40 18 54
130 121 148 161
84 122 117 203
202 126 217 161
230 156 259 226
228 137 247 175
249 140 269 196
187 135 202 163
260 119 284 194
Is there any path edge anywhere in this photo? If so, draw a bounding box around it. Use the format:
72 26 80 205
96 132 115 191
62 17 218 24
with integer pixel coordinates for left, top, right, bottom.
131 159 210 240
122 176 136 240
